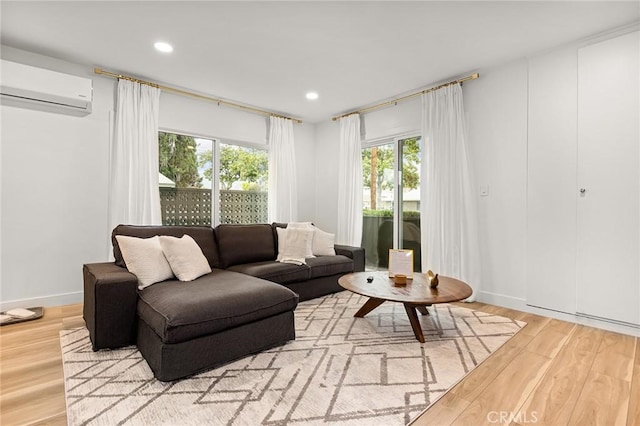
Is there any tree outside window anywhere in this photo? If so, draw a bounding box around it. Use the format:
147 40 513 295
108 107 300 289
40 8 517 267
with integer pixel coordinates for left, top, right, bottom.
159 132 203 189
198 145 268 191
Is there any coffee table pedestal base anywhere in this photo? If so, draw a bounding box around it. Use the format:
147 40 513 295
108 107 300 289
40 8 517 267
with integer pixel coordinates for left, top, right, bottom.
354 297 431 343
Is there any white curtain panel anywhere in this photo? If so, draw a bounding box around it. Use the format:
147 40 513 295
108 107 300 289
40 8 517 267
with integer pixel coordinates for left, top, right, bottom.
268 116 298 223
420 84 481 300
109 80 162 231
337 114 363 247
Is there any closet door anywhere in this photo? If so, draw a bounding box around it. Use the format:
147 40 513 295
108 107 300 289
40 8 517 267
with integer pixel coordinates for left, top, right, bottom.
576 31 639 325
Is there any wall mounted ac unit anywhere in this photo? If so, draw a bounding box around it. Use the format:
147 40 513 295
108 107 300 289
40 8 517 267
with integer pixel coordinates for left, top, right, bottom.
0 60 93 116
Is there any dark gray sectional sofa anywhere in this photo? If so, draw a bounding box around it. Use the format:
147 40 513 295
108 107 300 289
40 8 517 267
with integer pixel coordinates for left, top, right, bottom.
83 223 364 381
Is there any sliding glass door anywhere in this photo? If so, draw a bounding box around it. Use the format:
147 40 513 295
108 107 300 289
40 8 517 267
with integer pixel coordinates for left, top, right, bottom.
361 136 422 271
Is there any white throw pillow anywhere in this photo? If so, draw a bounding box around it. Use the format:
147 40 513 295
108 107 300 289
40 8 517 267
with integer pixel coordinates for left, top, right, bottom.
115 235 174 289
286 222 315 258
159 235 212 281
276 227 314 265
312 227 336 256
287 222 313 228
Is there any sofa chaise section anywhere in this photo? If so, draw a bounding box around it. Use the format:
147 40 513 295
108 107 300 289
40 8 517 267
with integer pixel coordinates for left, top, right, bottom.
137 270 298 381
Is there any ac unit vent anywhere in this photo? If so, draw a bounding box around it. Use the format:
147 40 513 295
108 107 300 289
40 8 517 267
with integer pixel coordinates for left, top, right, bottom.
1 60 93 116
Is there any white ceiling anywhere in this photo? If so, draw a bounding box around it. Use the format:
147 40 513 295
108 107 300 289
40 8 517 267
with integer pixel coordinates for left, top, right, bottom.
1 1 638 123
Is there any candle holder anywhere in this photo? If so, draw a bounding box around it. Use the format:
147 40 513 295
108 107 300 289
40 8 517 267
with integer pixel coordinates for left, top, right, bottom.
393 274 407 286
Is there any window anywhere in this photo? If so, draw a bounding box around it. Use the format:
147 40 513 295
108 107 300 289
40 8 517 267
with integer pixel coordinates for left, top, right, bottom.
218 143 268 224
158 131 268 226
159 132 213 226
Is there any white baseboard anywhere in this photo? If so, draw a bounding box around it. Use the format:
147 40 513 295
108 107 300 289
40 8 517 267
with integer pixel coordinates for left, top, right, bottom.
476 290 528 311
477 290 640 337
0 291 83 312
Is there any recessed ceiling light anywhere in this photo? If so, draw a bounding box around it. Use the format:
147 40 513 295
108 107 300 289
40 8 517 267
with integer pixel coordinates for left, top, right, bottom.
154 41 173 53
305 91 319 100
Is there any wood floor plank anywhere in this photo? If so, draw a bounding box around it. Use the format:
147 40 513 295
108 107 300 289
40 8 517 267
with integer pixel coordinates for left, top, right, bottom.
0 379 67 426
1 336 62 364
568 370 630 426
1 357 64 395
515 313 552 337
626 340 640 426
60 304 83 316
409 391 472 425
516 325 605 425
62 315 85 329
0 323 64 352
29 412 68 426
524 319 575 358
450 331 534 402
450 349 552 426
590 331 636 381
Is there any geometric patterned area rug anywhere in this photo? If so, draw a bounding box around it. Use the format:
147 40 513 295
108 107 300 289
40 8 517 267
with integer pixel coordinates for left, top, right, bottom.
60 291 525 426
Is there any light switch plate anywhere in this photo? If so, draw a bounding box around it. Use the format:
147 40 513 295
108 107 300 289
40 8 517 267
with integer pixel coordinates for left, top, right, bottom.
480 184 489 197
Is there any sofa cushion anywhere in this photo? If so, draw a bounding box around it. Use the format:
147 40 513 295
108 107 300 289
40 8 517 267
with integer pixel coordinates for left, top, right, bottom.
305 255 354 279
113 225 220 269
227 261 310 284
137 269 298 344
215 224 276 268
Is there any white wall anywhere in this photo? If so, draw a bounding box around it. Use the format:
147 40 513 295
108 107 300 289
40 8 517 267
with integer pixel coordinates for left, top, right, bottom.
159 92 269 144
361 97 421 142
464 59 529 306
0 46 317 309
1 46 114 310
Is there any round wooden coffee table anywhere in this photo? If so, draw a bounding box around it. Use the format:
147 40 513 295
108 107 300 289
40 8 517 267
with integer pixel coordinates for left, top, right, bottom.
338 270 473 343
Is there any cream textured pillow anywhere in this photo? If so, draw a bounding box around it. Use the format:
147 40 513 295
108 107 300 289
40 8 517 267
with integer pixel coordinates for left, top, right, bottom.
115 235 174 289
159 235 212 281
312 227 336 256
286 222 315 258
276 227 314 265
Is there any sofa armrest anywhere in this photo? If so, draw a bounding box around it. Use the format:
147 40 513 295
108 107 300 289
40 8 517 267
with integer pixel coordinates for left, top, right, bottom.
334 245 365 272
83 262 138 351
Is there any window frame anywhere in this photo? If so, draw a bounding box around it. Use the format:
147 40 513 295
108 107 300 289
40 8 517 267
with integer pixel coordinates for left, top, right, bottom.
158 128 269 226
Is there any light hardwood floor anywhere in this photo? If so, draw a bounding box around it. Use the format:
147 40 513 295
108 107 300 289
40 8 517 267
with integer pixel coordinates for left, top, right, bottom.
0 302 638 425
